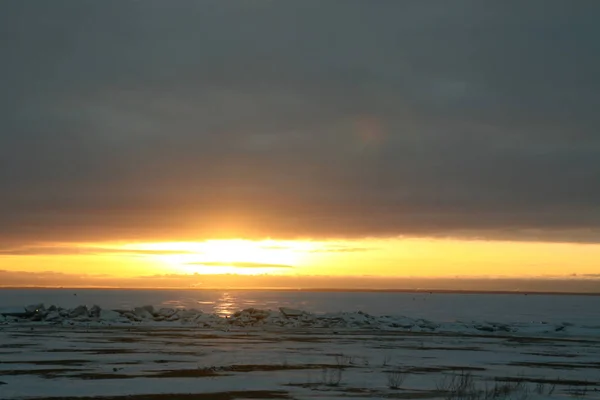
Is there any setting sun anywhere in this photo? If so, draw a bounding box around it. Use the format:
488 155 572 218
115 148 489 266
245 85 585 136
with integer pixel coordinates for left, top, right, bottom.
122 240 317 275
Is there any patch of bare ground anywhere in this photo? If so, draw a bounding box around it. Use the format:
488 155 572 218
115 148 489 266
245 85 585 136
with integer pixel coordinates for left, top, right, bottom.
384 392 443 399
508 361 600 369
149 363 344 378
343 387 427 397
0 368 81 378
226 363 341 372
71 373 140 380
45 348 138 355
10 390 292 400
0 359 88 366
504 336 597 345
106 337 148 343
522 351 579 358
371 344 484 352
108 361 142 365
274 336 327 343
401 366 486 374
496 376 597 386
156 350 204 356
0 343 34 348
106 338 214 348
148 368 223 378
286 384 440 399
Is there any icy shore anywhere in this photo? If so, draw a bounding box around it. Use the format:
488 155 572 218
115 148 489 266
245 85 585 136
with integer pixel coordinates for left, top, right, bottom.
0 303 594 336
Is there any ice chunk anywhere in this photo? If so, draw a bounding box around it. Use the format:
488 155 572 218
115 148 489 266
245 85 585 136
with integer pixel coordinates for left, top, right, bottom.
133 307 153 319
100 309 122 321
69 305 88 318
279 307 304 317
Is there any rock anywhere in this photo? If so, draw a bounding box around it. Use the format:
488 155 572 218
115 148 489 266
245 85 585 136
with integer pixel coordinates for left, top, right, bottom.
279 307 304 317
133 307 153 319
99 310 122 321
47 305 57 312
89 305 102 318
69 305 88 318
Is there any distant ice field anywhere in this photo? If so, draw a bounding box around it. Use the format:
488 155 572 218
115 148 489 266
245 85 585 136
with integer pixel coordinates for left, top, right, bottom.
0 289 598 325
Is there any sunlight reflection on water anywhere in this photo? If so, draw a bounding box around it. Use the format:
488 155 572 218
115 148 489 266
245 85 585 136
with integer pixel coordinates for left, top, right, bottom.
213 292 236 316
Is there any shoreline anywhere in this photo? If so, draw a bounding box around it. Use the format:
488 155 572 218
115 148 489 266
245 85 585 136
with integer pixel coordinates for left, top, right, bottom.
1 286 600 296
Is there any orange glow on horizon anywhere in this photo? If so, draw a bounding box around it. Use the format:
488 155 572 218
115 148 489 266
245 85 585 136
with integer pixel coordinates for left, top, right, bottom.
2 238 600 287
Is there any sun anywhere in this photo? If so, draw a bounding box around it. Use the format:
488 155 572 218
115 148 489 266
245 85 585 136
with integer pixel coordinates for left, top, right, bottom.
121 239 315 275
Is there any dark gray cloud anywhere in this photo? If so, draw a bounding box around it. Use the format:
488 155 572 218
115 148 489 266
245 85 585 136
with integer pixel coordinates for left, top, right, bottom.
1 1 600 244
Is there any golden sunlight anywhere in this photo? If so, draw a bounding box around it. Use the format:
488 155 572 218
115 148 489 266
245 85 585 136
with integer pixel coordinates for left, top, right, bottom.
121 240 317 275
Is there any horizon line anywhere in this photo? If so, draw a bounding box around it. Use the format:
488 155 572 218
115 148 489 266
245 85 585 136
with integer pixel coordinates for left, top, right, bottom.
1 286 599 296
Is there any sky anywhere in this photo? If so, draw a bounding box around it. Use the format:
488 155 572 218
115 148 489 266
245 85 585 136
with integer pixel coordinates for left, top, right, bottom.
1 1 600 290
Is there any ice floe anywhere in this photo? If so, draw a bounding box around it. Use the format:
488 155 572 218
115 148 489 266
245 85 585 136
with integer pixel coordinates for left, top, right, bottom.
0 303 596 337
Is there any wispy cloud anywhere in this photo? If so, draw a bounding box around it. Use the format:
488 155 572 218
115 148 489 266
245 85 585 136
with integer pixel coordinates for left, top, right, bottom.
0 246 196 256
309 245 377 253
186 261 294 269
1 269 600 292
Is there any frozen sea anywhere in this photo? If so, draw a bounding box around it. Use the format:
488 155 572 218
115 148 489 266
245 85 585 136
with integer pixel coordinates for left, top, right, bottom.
2 289 600 399
0 288 598 325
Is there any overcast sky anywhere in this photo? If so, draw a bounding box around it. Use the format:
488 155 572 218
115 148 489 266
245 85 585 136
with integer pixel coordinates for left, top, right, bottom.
2 1 599 246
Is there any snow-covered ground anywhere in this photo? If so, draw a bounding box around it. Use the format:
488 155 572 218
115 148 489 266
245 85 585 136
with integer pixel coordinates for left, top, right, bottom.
1 304 599 399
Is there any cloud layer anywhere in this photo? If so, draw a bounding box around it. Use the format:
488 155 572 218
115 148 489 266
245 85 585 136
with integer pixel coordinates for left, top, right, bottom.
2 1 600 245
187 261 293 269
1 270 600 293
